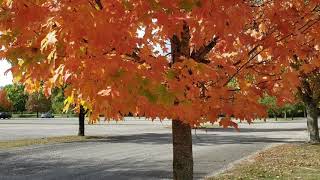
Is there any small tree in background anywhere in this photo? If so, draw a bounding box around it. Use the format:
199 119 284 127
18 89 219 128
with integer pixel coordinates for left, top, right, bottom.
0 88 12 112
260 95 305 120
26 92 51 117
4 84 28 113
260 95 279 120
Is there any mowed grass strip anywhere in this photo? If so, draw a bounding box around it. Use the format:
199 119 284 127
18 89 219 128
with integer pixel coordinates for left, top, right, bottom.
209 143 320 180
0 136 105 149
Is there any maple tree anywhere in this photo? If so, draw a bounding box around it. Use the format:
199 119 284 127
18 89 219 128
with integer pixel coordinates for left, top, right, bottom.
252 1 320 143
1 0 320 179
297 70 320 143
290 54 320 143
0 88 12 112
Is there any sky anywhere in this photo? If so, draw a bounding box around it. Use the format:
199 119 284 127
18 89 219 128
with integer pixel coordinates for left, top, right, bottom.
0 60 13 87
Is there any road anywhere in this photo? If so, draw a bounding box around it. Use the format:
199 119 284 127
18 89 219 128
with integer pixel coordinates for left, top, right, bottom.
0 118 308 180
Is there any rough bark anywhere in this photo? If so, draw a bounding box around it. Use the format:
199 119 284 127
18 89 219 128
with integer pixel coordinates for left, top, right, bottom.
306 102 320 143
170 22 194 180
169 22 217 179
172 120 193 180
304 108 307 118
78 105 85 136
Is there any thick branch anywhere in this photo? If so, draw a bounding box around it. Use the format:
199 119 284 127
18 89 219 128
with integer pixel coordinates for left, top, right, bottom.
89 0 103 10
301 77 313 97
126 50 146 64
191 37 219 64
170 35 181 65
180 22 191 56
298 87 313 105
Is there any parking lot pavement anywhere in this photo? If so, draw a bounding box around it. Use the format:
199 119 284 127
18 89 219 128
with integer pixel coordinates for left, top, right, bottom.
0 118 308 179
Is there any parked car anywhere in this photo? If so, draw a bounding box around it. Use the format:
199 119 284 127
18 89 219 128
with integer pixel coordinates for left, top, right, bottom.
0 112 12 119
40 112 54 118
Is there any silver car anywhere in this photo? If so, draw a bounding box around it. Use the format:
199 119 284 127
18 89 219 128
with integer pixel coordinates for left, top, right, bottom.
41 112 54 118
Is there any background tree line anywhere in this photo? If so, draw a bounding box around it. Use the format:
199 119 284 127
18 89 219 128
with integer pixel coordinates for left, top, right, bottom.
0 83 309 120
260 95 307 120
0 84 65 116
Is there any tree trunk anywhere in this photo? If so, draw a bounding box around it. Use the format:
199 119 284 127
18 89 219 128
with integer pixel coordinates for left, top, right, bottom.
284 111 287 120
306 103 320 143
172 120 193 180
36 111 39 118
78 105 85 136
304 108 307 118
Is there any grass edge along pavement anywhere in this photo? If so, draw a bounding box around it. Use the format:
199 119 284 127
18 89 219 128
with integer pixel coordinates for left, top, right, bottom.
208 143 320 180
0 136 105 150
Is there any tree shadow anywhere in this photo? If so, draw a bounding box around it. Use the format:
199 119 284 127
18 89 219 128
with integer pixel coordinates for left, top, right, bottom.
0 128 306 180
197 127 307 133
0 157 173 180
68 132 304 146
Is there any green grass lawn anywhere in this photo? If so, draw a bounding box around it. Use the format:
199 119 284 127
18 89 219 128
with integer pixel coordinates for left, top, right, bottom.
209 143 320 180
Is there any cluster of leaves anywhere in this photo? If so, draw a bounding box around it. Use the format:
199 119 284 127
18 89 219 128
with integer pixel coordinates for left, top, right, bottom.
0 0 319 127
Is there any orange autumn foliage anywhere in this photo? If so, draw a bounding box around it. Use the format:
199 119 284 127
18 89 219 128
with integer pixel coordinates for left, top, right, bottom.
0 89 12 111
0 0 319 127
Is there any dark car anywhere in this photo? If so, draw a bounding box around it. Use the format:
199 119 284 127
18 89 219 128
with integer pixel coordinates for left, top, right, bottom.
0 112 12 119
40 112 55 118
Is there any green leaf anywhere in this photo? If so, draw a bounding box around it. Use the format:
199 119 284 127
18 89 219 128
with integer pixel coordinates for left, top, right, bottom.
122 0 134 10
166 70 176 80
63 95 74 113
155 84 175 106
112 68 125 79
180 0 200 11
140 89 158 103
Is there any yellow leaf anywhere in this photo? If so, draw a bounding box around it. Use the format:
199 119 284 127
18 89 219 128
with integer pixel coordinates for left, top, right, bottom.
63 93 74 112
41 31 57 52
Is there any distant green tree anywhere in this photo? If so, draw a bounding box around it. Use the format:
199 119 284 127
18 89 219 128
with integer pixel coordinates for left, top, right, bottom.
4 84 28 113
282 103 306 120
51 88 65 114
260 95 279 119
260 95 305 120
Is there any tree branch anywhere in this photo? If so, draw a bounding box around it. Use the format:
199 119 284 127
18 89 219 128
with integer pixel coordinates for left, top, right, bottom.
89 0 103 10
223 47 265 86
191 37 219 64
